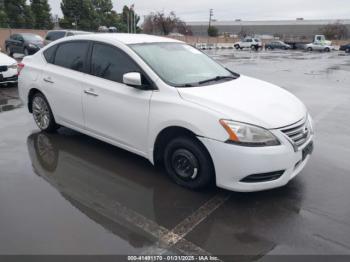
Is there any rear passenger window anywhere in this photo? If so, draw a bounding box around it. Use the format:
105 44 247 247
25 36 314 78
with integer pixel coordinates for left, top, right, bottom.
43 46 57 63
91 43 139 83
54 41 89 72
46 31 66 41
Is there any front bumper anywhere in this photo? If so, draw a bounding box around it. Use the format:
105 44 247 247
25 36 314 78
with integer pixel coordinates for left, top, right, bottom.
0 68 18 84
199 132 313 192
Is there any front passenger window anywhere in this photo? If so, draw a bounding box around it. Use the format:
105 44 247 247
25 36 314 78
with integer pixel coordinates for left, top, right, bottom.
91 43 139 83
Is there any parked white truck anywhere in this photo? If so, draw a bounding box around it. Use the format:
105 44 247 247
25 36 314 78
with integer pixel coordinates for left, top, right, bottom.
284 35 332 49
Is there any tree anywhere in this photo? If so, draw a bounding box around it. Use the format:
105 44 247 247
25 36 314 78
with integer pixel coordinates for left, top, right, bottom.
3 0 33 28
320 23 349 40
207 26 218 37
142 11 191 35
60 0 98 31
121 5 140 33
0 7 9 28
30 0 53 29
92 0 113 26
238 28 251 38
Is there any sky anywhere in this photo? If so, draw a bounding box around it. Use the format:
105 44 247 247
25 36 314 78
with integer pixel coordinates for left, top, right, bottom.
48 0 350 22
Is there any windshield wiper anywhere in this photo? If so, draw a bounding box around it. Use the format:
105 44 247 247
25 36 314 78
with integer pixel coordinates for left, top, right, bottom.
175 83 197 88
198 75 236 85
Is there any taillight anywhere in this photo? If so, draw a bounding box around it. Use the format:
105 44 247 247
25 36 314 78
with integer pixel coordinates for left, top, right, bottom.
17 63 25 76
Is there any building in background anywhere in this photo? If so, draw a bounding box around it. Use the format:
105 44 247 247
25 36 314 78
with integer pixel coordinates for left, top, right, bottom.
187 19 350 38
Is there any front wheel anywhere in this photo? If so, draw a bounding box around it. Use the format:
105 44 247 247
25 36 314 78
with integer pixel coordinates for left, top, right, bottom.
6 46 13 57
24 48 29 56
307 47 313 52
31 93 58 132
164 137 215 190
324 47 330 52
234 44 240 50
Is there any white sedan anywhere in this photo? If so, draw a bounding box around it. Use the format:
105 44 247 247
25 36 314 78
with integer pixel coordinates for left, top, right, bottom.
0 52 18 85
18 34 314 192
305 42 334 52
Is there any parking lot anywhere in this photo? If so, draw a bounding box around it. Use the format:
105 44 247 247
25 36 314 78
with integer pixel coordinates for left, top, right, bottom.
0 49 350 259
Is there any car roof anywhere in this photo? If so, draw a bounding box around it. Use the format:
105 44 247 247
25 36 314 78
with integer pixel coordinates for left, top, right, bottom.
48 30 89 34
58 33 183 45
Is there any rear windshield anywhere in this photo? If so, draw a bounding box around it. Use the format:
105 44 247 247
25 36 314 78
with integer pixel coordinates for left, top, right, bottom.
23 34 43 41
46 31 66 41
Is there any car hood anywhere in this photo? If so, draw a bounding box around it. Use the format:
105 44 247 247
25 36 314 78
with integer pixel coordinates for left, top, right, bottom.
0 52 17 65
178 75 307 129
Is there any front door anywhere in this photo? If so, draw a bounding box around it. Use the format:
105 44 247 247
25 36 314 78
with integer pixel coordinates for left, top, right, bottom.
82 43 153 155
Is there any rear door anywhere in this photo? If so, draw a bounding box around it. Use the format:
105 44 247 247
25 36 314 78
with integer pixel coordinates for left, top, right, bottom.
82 42 153 155
41 41 90 130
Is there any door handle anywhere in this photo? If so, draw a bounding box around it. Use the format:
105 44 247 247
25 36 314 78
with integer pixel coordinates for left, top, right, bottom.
43 78 54 84
84 89 99 97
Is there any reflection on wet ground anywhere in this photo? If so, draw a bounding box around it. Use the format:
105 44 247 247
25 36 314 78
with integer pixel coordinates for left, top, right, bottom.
0 86 22 113
0 50 350 258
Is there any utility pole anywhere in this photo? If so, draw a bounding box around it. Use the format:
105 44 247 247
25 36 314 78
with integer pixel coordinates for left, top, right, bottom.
209 9 214 28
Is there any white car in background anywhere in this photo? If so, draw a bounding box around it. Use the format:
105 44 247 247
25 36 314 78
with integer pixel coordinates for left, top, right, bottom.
0 52 18 86
305 42 334 52
18 34 314 192
234 37 262 50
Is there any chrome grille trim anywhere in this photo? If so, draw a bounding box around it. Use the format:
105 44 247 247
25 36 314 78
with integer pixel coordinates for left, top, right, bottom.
280 118 311 150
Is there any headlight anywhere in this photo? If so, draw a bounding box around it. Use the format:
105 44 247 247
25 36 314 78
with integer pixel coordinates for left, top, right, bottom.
28 44 37 48
220 120 280 146
8 63 17 70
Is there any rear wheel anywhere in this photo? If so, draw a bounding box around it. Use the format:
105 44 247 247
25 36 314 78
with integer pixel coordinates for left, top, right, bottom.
31 93 58 133
307 47 313 52
164 136 215 190
324 47 330 52
234 44 240 50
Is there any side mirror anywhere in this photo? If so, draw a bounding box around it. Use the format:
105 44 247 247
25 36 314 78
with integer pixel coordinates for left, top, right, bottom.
123 72 142 88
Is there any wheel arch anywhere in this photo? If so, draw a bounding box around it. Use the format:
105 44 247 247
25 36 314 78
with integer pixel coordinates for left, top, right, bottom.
152 126 215 174
27 88 44 113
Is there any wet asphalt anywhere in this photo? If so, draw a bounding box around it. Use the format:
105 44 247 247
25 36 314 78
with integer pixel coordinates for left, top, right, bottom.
0 50 349 259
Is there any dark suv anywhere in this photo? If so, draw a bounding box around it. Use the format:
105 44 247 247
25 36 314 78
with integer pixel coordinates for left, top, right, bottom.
339 43 350 53
5 33 44 57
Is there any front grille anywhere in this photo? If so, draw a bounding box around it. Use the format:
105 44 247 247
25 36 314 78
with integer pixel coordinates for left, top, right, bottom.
281 119 310 147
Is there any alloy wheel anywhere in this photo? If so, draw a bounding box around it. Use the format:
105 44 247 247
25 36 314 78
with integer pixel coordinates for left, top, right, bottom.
32 96 51 130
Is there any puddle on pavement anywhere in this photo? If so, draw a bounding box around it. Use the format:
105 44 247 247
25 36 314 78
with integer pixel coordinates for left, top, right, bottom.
0 98 22 113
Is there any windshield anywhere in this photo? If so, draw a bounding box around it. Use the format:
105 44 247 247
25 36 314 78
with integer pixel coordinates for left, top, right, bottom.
23 34 43 42
130 43 238 87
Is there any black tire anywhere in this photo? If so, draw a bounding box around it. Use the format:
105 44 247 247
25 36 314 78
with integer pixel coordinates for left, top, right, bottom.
31 92 58 133
251 45 259 51
346 48 350 53
163 136 215 190
324 47 330 52
307 47 313 52
6 46 13 57
235 44 240 50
